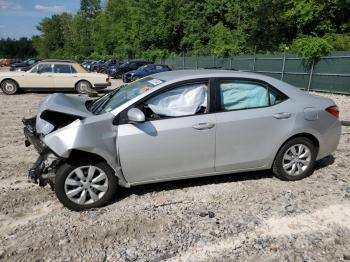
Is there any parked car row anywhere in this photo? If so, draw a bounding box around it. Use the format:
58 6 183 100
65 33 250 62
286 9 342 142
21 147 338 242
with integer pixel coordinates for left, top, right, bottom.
80 59 172 82
0 58 20 67
10 58 41 71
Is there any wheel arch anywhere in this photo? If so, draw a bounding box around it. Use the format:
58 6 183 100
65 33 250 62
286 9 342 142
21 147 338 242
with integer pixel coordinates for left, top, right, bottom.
66 149 129 187
67 149 108 164
0 78 20 88
271 132 320 167
74 79 92 88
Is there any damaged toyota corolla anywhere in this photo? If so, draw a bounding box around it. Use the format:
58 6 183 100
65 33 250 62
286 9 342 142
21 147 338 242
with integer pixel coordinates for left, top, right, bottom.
23 70 341 211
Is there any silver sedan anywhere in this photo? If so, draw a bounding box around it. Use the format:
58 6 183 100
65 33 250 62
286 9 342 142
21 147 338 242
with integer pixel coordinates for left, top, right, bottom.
23 70 341 210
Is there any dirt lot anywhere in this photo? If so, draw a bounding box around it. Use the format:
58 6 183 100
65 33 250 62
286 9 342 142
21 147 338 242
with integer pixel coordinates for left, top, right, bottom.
0 69 349 261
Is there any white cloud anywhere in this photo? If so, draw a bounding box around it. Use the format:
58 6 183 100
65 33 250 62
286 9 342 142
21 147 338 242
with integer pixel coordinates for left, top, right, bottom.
0 0 22 10
34 4 70 14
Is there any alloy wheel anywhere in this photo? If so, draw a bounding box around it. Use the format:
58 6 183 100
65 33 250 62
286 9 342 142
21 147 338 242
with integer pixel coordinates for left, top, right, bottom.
64 165 108 205
282 144 311 176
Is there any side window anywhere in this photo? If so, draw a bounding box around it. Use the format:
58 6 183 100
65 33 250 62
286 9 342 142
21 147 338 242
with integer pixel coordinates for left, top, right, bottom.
70 65 77 73
54 64 73 73
141 83 208 119
38 64 53 73
269 88 287 105
219 81 269 111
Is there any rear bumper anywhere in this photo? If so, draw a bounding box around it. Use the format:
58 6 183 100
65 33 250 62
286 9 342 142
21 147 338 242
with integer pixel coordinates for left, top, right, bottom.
94 82 111 90
317 120 342 160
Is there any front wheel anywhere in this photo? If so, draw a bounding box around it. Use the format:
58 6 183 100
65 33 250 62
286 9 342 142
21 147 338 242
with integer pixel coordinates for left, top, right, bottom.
1 79 19 95
55 161 118 211
272 137 317 181
131 76 139 82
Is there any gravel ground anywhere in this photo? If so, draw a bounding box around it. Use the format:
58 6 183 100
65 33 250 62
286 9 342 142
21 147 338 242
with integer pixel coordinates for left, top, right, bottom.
0 68 350 261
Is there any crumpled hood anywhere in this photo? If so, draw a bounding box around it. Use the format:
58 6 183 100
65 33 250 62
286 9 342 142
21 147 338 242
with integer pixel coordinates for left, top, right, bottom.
36 93 92 135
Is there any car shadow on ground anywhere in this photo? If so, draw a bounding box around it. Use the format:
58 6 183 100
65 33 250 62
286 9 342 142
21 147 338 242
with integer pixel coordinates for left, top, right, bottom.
110 155 335 205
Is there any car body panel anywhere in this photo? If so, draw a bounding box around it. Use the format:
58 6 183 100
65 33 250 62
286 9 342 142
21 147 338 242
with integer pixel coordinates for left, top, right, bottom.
1 62 110 90
117 114 216 184
26 70 341 188
214 99 297 172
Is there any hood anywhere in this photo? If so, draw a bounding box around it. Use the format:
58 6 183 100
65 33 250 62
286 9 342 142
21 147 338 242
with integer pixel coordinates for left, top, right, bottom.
36 93 92 135
126 70 137 76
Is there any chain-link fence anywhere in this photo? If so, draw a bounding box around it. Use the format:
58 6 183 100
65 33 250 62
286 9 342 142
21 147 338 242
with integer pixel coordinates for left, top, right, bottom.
155 51 350 94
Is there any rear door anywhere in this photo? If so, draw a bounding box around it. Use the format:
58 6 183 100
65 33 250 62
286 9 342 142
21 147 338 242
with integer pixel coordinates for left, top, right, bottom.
214 78 295 172
52 64 76 88
117 80 216 184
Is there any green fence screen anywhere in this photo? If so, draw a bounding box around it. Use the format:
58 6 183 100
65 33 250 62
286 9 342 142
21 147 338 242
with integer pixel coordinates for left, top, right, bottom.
155 51 350 94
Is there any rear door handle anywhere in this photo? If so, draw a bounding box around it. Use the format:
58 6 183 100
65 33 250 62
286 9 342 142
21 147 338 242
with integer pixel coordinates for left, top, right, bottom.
192 122 215 130
273 112 291 119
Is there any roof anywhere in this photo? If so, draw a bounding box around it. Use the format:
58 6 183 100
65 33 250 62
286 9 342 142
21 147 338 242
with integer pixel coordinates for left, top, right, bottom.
152 69 259 81
41 59 77 63
151 69 306 98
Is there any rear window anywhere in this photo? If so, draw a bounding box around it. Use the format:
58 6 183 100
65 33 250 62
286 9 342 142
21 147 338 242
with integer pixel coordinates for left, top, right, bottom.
54 64 75 73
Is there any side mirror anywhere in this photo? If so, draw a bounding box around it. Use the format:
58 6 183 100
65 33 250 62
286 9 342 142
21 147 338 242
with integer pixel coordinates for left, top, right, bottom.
127 108 145 123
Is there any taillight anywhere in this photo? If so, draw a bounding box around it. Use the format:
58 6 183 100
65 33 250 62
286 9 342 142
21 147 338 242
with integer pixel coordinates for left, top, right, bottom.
325 106 339 118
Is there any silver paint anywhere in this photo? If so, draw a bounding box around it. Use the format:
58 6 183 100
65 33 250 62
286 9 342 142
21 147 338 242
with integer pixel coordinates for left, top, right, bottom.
35 70 341 187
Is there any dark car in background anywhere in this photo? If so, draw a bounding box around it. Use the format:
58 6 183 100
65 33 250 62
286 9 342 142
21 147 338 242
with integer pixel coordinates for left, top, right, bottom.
96 59 120 74
10 58 40 71
123 64 171 82
108 60 151 78
90 60 106 72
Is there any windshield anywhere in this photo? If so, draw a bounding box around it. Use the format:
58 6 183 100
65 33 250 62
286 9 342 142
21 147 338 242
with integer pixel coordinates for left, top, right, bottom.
89 77 165 115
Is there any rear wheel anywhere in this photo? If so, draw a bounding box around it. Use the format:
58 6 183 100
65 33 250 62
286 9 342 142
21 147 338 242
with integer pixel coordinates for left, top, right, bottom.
1 79 19 95
272 137 316 181
55 161 118 211
76 80 92 94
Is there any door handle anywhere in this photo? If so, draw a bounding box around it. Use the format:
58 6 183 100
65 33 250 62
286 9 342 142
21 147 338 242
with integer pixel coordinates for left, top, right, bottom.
273 112 291 119
192 122 215 130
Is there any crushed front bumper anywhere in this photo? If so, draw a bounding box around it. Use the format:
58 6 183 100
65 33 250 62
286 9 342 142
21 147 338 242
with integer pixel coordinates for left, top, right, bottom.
23 117 62 186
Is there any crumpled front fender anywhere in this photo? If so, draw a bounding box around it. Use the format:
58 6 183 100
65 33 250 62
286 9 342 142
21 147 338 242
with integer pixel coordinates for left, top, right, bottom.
43 114 129 187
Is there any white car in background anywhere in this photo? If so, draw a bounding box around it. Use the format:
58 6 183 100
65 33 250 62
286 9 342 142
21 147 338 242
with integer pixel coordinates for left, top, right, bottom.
0 60 111 95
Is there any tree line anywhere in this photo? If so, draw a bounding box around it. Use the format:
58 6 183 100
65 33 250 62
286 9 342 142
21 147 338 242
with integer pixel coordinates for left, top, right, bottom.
1 0 350 60
0 38 37 58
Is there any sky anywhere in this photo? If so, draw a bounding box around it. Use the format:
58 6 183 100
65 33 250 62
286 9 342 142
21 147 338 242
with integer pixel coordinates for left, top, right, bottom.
0 0 80 39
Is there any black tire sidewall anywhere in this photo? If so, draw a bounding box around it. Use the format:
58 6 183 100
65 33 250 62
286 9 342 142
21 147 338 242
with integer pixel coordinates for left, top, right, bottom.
273 137 317 181
1 80 18 95
55 161 118 211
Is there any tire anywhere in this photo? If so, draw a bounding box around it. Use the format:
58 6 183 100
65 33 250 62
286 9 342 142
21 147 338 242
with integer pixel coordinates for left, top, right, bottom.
55 161 118 211
131 76 139 82
272 137 317 181
75 80 92 94
1 79 19 95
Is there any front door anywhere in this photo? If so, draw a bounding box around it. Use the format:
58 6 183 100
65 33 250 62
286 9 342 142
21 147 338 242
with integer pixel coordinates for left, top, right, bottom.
26 63 54 88
117 81 216 184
